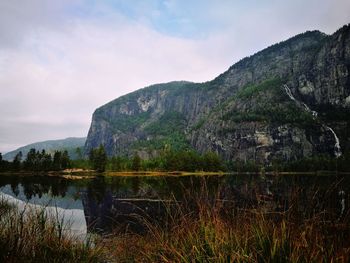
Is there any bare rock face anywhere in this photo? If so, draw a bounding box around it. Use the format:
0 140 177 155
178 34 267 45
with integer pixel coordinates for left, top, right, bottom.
85 24 350 164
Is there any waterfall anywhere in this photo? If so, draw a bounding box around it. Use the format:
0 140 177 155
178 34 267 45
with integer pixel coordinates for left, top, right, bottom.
266 180 273 196
283 85 318 118
326 127 342 158
339 190 346 219
283 84 297 102
283 84 342 158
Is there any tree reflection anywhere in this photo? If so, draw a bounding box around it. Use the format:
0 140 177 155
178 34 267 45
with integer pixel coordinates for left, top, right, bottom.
87 176 107 203
10 175 20 196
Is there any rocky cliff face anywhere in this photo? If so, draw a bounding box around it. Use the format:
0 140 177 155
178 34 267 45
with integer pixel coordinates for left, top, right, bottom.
85 24 350 164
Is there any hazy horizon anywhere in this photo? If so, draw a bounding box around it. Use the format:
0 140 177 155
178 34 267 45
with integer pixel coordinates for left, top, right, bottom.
1 0 349 153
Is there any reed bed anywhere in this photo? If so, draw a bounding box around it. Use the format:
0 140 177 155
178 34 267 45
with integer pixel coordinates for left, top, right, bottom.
99 184 350 263
0 197 103 263
1 180 349 262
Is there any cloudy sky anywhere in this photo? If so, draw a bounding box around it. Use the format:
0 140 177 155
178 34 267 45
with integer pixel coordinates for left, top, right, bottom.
0 0 349 153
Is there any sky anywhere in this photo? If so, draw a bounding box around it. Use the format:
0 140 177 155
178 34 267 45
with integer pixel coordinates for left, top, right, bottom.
0 0 349 153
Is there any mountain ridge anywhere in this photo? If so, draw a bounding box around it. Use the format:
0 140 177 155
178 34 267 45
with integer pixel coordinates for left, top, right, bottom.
85 23 350 164
3 137 86 161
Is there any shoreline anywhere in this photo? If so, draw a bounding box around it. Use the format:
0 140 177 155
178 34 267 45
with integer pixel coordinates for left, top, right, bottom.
0 169 349 178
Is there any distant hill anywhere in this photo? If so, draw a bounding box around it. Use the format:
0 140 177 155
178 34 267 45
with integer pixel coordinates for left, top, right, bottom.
3 137 86 161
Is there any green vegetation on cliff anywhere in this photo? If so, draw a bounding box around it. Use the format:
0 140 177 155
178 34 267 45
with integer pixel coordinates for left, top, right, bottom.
221 78 316 127
85 24 350 165
132 111 191 152
144 111 186 135
131 132 190 152
236 78 283 99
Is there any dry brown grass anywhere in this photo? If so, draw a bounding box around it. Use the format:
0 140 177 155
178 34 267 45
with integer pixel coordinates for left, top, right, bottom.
97 187 350 263
0 197 103 263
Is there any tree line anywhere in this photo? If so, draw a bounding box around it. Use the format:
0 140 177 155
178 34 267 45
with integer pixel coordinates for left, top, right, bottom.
0 145 225 173
0 149 71 172
2 145 349 173
84 145 224 173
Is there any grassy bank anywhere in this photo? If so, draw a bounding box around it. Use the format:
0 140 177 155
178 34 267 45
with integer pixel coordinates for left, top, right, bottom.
0 197 103 263
4 169 350 179
1 184 349 262
0 170 231 178
101 212 350 262
98 187 350 263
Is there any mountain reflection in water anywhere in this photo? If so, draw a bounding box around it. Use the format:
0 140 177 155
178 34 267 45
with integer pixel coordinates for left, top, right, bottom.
0 174 348 236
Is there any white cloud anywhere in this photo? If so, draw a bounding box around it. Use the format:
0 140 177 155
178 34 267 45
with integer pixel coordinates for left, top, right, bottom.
0 0 349 152
0 6 233 152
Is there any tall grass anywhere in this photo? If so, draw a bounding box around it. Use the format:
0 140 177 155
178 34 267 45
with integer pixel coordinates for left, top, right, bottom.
99 182 350 263
1 180 349 262
0 197 103 263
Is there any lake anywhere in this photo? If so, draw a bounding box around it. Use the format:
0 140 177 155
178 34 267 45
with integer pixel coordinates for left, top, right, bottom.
0 173 348 238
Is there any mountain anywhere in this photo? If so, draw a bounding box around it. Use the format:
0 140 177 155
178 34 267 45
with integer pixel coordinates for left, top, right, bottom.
3 137 86 161
85 24 350 165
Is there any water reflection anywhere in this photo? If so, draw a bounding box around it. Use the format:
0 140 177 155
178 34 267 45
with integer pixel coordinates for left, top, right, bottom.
0 189 87 238
0 174 348 235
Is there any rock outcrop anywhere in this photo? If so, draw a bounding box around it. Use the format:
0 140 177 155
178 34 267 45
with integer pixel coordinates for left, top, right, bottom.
85 24 350 164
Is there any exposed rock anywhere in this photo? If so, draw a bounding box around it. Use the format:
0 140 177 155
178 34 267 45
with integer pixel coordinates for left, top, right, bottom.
85 24 350 164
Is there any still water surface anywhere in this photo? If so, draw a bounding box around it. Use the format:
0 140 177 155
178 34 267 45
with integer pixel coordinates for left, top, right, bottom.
0 174 348 238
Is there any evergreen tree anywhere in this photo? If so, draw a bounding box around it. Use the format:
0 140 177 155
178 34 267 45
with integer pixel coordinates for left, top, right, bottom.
39 150 46 170
12 151 22 171
52 150 71 171
110 156 123 171
42 153 52 171
24 148 36 170
202 151 222 171
61 150 70 169
89 145 107 172
132 154 141 171
75 147 83 160
53 151 62 170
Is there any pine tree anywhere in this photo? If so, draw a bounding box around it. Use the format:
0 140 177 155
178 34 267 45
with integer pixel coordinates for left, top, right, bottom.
89 145 107 172
42 153 52 171
25 148 36 170
202 151 222 171
111 156 123 171
53 151 62 170
132 154 141 171
12 151 22 171
75 147 83 159
61 150 70 169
